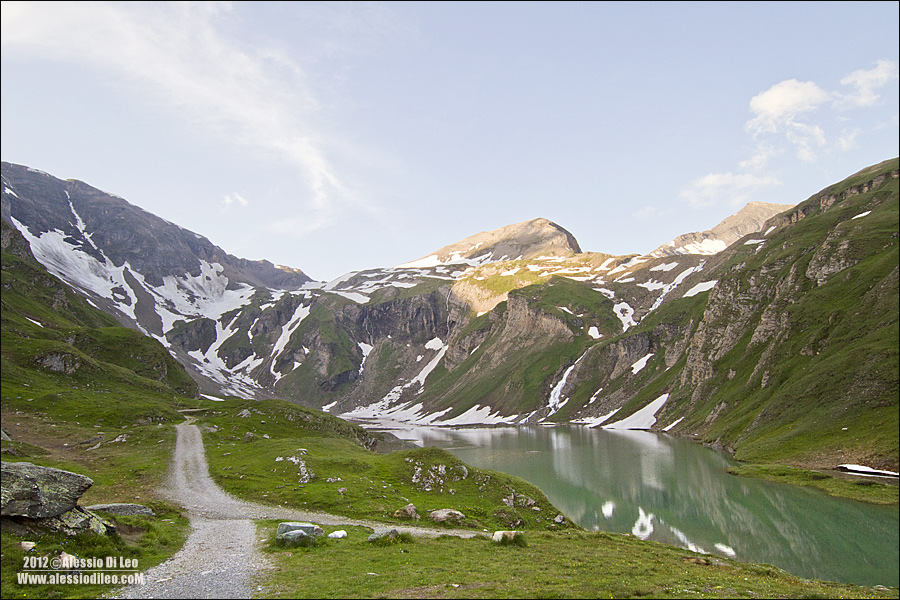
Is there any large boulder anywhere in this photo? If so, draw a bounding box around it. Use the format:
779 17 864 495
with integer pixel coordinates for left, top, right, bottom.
1 461 93 518
429 508 465 523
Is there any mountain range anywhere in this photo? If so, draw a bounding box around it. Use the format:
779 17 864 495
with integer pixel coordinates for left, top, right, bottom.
2 158 897 472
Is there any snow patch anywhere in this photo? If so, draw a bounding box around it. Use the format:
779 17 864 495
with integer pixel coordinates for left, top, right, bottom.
631 353 653 374
613 302 637 331
683 280 718 297
650 262 678 272
662 417 684 431
603 393 669 430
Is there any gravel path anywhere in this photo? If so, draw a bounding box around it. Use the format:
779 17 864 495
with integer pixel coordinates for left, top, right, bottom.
110 418 475 598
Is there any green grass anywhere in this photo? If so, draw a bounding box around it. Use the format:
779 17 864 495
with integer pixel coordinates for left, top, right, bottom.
195 399 575 532
256 524 897 599
1 503 190 600
726 464 899 504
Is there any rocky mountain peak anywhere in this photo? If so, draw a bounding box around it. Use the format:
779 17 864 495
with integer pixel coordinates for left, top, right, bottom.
397 217 582 269
649 201 794 257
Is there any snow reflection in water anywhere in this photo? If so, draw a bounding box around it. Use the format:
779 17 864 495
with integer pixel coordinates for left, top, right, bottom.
382 424 898 588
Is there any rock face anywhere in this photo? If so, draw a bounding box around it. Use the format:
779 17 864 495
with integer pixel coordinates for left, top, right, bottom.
1 462 115 536
1 461 94 519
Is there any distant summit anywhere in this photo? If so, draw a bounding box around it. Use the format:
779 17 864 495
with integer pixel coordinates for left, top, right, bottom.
650 201 793 257
397 217 581 269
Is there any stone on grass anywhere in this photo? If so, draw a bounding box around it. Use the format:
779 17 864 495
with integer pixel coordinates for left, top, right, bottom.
277 530 309 545
429 508 465 523
86 503 155 517
393 503 420 520
327 530 347 539
276 522 324 537
368 528 400 542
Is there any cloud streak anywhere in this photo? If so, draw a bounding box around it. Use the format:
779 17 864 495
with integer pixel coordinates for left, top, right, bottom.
680 172 781 209
1 1 350 228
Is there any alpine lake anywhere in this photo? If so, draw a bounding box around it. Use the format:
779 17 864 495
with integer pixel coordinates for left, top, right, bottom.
362 422 898 588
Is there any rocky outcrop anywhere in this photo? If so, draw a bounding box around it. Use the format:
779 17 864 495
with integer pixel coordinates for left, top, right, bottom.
1 462 93 518
1 462 115 536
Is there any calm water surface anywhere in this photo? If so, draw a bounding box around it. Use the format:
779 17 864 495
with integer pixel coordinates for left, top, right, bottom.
384 424 898 588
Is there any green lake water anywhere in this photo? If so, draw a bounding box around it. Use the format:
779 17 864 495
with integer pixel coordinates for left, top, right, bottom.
391 424 898 588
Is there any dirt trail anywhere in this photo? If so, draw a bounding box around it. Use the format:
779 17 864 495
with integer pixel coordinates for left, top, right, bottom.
110 419 475 598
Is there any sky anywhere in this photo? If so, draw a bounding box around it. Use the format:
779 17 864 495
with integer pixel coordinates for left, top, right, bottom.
2 1 898 282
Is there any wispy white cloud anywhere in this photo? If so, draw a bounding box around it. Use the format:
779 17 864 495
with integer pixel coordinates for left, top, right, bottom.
745 79 831 136
686 59 898 212
743 61 899 163
0 1 355 229
223 192 249 208
634 206 660 219
745 79 831 162
680 172 781 209
837 59 899 108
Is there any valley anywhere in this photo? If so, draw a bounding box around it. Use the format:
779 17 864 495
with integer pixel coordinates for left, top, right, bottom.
1 158 898 598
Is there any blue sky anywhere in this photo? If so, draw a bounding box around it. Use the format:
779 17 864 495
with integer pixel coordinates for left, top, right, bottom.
2 1 898 281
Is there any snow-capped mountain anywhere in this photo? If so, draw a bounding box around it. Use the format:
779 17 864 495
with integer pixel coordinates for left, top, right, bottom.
3 158 898 473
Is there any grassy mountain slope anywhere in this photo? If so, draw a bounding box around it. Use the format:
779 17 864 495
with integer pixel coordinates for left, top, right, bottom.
401 159 898 473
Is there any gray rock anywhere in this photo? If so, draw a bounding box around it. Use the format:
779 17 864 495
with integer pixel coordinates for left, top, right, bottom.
39 506 116 536
393 503 420 520
86 503 156 517
429 508 465 523
368 528 400 542
3 506 116 537
1 461 93 519
276 530 309 544
554 514 565 524
276 521 324 537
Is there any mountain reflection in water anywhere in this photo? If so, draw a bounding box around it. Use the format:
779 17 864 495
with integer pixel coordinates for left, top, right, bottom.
384 424 898 588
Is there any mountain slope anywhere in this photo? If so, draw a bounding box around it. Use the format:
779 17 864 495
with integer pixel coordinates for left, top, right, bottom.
3 158 896 473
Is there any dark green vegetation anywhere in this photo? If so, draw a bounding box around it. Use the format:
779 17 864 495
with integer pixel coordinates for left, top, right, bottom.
257 522 897 599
